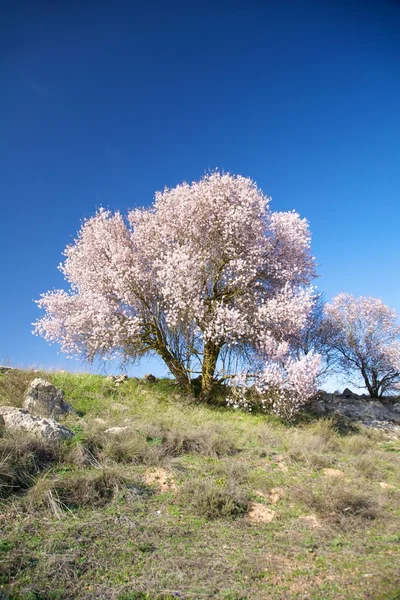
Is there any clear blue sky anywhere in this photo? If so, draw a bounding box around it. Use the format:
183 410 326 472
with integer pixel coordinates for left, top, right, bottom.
1 0 399 384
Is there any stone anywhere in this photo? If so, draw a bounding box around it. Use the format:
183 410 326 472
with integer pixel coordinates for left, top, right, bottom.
115 374 128 386
0 366 16 374
23 378 75 420
0 406 74 441
106 374 128 386
323 468 344 478
143 374 157 383
307 392 400 434
104 426 130 435
379 481 396 490
342 388 355 398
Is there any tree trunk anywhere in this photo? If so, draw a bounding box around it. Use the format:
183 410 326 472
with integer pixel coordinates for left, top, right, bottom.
200 341 221 402
361 365 379 398
157 347 192 394
150 323 193 394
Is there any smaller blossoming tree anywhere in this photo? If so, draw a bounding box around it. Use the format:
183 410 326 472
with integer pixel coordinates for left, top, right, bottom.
324 293 400 397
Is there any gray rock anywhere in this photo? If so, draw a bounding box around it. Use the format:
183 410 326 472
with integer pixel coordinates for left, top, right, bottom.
104 426 130 435
0 366 16 374
23 378 75 420
114 374 128 386
106 374 128 386
308 393 400 433
0 406 74 441
143 374 157 383
342 388 356 398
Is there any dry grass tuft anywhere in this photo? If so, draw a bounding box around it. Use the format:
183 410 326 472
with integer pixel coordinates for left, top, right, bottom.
284 419 341 468
290 476 382 526
97 430 150 465
0 369 39 408
0 431 62 498
29 467 130 510
179 476 249 519
159 422 236 458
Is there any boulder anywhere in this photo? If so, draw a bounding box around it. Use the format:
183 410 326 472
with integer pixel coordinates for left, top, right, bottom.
342 388 357 398
23 378 75 420
104 426 130 435
114 374 128 386
0 406 74 441
308 393 400 432
143 374 157 383
0 366 16 374
106 374 128 386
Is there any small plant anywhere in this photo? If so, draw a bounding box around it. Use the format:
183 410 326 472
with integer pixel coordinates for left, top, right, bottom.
179 477 249 519
0 432 62 499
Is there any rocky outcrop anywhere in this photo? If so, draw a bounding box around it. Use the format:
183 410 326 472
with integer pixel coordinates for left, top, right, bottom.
106 374 129 387
143 374 157 383
308 391 400 432
0 406 74 441
104 426 130 435
0 365 16 374
23 378 75 420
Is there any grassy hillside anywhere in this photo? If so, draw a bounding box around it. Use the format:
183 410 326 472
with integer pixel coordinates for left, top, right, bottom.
0 370 399 600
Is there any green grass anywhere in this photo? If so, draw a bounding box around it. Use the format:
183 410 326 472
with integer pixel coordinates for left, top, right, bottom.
0 369 399 599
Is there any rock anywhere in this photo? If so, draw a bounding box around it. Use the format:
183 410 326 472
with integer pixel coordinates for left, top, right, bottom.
323 468 344 478
342 388 355 398
379 481 396 490
104 426 130 435
0 365 16 374
307 393 400 433
0 406 74 441
23 378 75 420
143 374 157 383
106 374 128 386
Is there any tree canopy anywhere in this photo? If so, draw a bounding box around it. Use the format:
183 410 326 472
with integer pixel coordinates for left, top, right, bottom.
324 293 400 397
34 172 320 413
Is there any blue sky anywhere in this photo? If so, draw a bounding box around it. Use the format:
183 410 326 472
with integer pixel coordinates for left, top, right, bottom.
1 0 399 387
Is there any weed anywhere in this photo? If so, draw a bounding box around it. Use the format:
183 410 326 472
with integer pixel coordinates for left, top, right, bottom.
179 476 249 519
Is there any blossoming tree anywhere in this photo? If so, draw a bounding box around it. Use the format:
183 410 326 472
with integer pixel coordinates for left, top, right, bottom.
324 294 400 397
34 172 320 413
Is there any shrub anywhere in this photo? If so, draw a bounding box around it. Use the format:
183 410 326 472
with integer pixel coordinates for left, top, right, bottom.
0 432 61 499
179 476 249 519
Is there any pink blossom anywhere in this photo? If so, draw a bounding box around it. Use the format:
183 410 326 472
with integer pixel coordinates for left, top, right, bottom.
34 171 320 406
